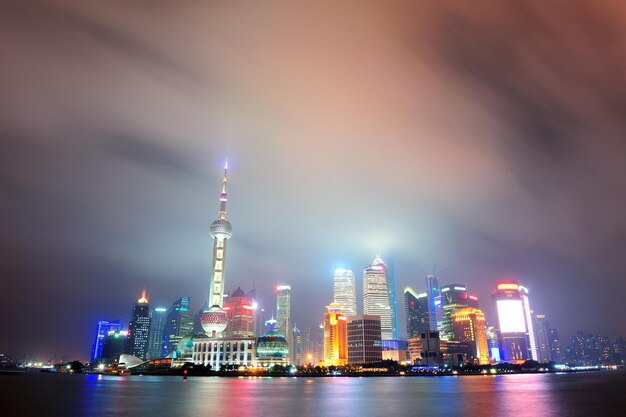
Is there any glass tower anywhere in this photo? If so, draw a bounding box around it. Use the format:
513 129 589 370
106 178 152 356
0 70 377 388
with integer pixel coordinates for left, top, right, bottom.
333 268 357 317
363 256 392 340
125 290 152 360
147 307 167 360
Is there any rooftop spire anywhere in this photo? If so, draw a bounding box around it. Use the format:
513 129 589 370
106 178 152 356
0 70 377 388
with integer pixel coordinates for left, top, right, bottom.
219 161 228 220
138 288 148 304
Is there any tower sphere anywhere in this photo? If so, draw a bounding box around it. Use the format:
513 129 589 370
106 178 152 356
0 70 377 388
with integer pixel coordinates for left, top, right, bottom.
210 219 232 239
200 306 229 335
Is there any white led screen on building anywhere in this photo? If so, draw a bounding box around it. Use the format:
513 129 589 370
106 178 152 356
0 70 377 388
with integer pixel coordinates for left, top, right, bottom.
496 299 526 333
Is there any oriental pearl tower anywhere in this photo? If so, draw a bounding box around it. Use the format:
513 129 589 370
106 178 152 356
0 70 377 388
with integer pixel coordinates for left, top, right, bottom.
200 162 233 337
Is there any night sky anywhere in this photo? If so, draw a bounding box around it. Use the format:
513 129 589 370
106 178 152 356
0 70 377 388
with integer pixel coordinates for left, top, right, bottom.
1 0 625 360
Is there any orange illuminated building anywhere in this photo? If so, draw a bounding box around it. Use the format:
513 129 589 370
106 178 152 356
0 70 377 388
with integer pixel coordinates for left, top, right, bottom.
323 303 348 366
452 307 489 365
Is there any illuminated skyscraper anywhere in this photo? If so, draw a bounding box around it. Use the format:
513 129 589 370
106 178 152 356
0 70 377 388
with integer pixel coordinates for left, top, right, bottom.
440 284 469 341
224 287 255 338
363 256 392 339
347 315 382 364
549 327 562 362
163 296 194 356
200 163 233 338
425 274 441 332
333 268 357 317
533 313 551 363
404 287 430 338
147 307 167 360
125 290 152 360
91 319 121 363
386 257 400 340
292 325 302 366
452 307 489 365
275 284 292 362
493 281 538 362
323 303 348 366
101 329 128 363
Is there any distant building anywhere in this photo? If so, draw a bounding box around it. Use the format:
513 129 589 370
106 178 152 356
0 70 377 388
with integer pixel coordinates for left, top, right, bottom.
147 307 167 360
452 307 489 365
486 325 501 362
101 330 128 363
163 296 194 357
493 281 538 361
404 287 429 338
407 336 422 364
468 295 479 309
323 303 348 366
420 331 442 366
440 284 469 341
533 313 551 363
381 339 408 363
333 268 357 317
386 257 400 340
292 325 302 366
347 315 382 364
224 287 255 338
275 285 293 362
363 256 392 339
91 319 121 363
549 328 562 362
125 290 152 360
425 274 441 332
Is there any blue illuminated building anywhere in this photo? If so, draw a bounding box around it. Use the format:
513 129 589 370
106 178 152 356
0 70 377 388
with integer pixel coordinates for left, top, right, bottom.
162 296 194 356
91 319 121 363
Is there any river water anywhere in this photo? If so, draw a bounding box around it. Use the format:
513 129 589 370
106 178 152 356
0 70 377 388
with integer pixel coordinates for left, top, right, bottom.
2 371 625 417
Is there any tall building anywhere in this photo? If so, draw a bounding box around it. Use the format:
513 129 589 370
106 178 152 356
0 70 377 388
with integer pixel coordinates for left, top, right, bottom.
147 307 167 360
386 256 400 340
425 274 441 332
224 287 255 338
125 290 152 360
363 256 392 339
275 284 293 362
347 315 382 364
292 325 302 366
404 287 430 338
323 303 348 366
91 319 121 363
333 268 357 317
440 284 469 341
200 163 233 338
101 329 128 363
533 313 551 363
452 307 489 365
163 296 194 356
493 281 537 362
549 327 562 362
486 325 501 362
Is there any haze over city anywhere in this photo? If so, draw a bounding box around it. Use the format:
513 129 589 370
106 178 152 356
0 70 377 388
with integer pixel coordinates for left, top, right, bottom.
1 0 625 361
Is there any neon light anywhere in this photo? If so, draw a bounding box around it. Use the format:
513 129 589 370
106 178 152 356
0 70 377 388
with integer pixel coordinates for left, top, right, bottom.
497 283 519 291
441 288 450 292
454 286 466 291
469 295 478 301
154 308 166 312
496 300 526 333
276 285 291 291
417 293 428 298
243 305 254 310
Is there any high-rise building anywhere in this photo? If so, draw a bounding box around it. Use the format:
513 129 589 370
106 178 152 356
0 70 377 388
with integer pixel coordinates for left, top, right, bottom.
163 296 194 356
101 329 128 363
533 313 552 363
200 163 233 338
125 290 152 360
147 307 167 360
486 325 501 362
292 325 302 366
425 274 441 332
363 256 392 340
549 327 562 362
224 287 255 338
493 281 537 362
275 284 293 362
347 315 382 364
452 307 489 365
386 257 400 340
333 268 357 317
440 284 469 341
323 303 348 366
404 287 430 338
91 319 121 363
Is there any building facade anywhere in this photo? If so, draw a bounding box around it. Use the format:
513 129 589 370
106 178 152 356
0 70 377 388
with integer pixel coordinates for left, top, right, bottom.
275 284 293 362
404 287 429 338
333 268 357 317
125 290 152 360
323 303 348 366
493 281 537 362
363 256 392 340
425 274 441 332
192 338 256 370
163 296 194 357
452 307 489 364
91 319 121 363
147 307 167 360
224 287 255 338
347 315 382 364
440 284 469 341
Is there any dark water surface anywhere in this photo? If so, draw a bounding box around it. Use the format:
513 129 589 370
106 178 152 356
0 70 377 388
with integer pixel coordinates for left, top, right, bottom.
2 371 625 417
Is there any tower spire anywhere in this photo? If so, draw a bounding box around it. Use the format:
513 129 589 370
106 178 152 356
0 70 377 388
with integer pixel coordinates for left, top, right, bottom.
219 160 228 220
138 288 148 304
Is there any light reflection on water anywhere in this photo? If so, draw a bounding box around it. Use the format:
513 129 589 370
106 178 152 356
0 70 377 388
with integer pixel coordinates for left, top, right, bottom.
3 371 625 417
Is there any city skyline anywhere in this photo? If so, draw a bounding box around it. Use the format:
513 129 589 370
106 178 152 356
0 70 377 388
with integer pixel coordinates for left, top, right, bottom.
2 1 626 361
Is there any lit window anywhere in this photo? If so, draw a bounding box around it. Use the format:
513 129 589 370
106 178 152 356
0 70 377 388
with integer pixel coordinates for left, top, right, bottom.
216 249 223 259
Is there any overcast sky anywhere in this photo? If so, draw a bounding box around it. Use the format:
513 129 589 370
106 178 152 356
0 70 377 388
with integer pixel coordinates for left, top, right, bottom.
1 0 625 360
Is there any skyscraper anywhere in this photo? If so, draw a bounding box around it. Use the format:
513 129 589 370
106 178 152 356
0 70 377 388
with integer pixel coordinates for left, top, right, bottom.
347 315 382 364
125 290 152 360
275 285 292 362
200 162 233 338
440 284 469 341
533 313 551 363
323 303 348 366
147 307 167 360
224 287 255 338
452 307 489 365
404 287 430 338
549 327 562 362
333 268 357 317
91 319 121 363
386 256 400 340
363 256 392 340
292 325 302 366
493 281 537 362
163 296 194 356
425 274 441 332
